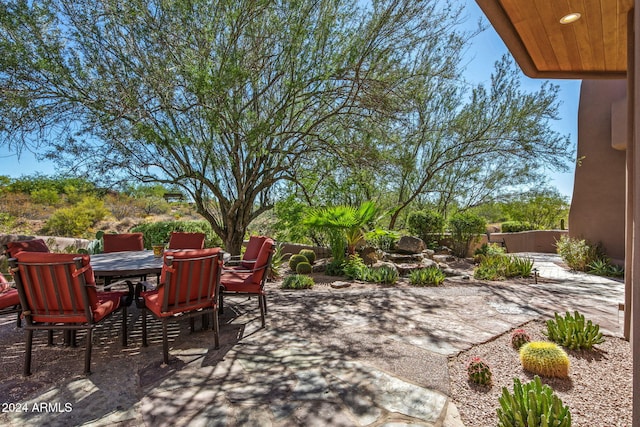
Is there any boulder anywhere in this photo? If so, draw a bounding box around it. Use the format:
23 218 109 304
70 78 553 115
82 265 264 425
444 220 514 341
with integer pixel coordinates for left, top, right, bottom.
358 246 381 266
396 236 426 254
383 252 424 263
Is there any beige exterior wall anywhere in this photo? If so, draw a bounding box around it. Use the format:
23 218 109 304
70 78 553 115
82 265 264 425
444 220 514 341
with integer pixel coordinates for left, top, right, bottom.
569 80 627 263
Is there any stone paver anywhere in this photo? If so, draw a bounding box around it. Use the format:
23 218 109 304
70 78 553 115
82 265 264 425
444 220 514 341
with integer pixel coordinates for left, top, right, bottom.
0 253 625 426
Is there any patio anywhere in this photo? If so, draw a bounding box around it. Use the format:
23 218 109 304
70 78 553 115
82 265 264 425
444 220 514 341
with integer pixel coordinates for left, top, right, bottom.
0 254 627 426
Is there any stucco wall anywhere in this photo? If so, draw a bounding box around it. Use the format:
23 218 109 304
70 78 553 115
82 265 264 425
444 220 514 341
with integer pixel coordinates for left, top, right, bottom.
569 80 627 263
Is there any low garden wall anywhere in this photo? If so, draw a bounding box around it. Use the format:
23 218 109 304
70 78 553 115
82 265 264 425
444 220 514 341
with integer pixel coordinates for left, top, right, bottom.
474 230 569 254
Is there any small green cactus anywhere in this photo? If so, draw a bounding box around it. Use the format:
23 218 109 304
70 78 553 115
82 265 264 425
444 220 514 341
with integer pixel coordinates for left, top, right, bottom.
288 254 308 271
299 249 316 264
544 310 605 350
497 376 571 427
519 341 570 378
296 261 312 274
281 274 315 289
467 356 492 386
510 329 530 350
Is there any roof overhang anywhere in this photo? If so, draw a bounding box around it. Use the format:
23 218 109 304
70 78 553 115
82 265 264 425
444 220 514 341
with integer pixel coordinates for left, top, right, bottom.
476 0 633 79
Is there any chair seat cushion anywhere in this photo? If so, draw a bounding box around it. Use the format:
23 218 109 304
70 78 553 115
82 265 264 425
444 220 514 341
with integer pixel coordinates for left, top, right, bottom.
29 290 125 323
220 274 263 294
142 289 214 317
0 288 20 309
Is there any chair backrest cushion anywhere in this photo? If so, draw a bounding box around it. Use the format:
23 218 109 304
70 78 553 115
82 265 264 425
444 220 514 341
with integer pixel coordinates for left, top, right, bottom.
156 248 222 314
242 235 268 268
168 232 206 250
13 252 98 323
5 238 50 258
103 233 144 253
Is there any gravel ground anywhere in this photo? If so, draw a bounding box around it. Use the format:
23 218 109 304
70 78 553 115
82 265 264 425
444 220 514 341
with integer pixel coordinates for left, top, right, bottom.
448 320 632 427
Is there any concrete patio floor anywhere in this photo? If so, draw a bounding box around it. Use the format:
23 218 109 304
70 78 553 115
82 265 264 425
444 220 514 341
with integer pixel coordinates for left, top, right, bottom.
0 253 625 426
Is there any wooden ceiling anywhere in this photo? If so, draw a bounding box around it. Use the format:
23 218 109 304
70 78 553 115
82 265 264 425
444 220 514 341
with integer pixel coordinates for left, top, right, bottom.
476 0 634 79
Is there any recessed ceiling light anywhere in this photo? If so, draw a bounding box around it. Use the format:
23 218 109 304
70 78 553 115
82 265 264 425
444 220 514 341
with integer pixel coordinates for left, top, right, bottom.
560 13 581 24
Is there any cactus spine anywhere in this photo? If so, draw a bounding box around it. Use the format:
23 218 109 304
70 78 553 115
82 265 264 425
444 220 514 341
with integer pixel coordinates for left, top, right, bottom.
511 328 531 350
467 356 492 386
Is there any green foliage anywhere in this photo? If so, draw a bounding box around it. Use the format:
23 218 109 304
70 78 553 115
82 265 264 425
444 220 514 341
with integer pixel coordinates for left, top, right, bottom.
467 356 492 386
30 188 60 205
325 260 344 276
288 254 309 271
501 221 533 233
409 266 445 287
296 261 312 275
474 255 533 281
474 243 506 260
448 212 486 258
511 329 531 350
497 376 571 427
587 259 624 278
502 188 569 230
272 196 314 245
42 197 109 238
363 265 398 285
5 175 97 197
343 254 368 280
299 249 316 264
407 210 444 243
131 221 222 249
365 228 400 252
555 235 600 271
281 274 314 290
268 242 286 280
519 341 570 378
544 311 605 350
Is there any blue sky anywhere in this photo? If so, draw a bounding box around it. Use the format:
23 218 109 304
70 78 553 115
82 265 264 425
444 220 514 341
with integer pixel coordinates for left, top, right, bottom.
1 0 580 199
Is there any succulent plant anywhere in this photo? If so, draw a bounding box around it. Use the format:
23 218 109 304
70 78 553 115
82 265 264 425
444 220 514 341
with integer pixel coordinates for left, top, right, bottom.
497 376 571 427
288 254 309 271
511 329 531 350
299 249 317 264
544 310 605 350
467 356 492 386
281 274 315 289
296 261 312 275
519 341 570 378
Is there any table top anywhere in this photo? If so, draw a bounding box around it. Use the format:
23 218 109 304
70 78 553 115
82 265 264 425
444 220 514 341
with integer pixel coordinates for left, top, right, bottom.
90 250 163 277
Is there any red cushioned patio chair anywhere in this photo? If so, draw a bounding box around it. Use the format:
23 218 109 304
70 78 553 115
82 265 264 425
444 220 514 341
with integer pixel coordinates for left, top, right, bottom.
140 248 223 364
220 238 275 327
4 238 50 258
168 232 206 250
0 272 21 327
103 232 144 253
9 252 128 376
225 235 269 270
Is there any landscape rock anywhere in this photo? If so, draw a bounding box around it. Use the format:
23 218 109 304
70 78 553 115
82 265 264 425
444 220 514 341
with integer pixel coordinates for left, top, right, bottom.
396 236 426 254
358 246 381 266
433 254 456 263
330 281 352 289
383 252 424 263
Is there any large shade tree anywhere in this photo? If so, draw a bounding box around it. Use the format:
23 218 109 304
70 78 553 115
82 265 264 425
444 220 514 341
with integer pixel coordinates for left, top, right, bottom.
0 0 470 253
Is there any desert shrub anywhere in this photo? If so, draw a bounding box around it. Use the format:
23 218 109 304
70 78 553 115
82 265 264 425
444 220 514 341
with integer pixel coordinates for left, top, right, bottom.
474 255 533 281
288 254 308 271
131 220 222 248
587 258 625 278
448 212 486 258
555 235 600 271
299 249 316 264
281 274 314 289
474 243 506 261
467 356 492 386
501 221 533 232
497 376 571 427
409 266 445 286
365 228 400 252
31 188 60 205
42 197 109 238
296 261 312 274
519 341 570 378
407 210 444 245
325 259 344 276
544 310 605 350
363 265 398 284
343 254 367 280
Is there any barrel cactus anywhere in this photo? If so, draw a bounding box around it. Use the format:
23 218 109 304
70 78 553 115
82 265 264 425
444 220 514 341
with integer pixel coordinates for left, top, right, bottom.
299 249 317 264
288 254 309 271
519 341 570 378
511 329 531 350
296 261 312 275
467 356 492 386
